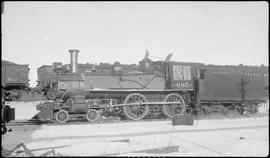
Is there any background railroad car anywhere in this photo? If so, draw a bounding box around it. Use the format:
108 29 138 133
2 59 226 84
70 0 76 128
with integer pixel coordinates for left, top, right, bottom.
2 60 29 89
1 60 30 101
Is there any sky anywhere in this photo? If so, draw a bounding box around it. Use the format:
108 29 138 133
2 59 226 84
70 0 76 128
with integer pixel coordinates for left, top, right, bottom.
1 2 269 87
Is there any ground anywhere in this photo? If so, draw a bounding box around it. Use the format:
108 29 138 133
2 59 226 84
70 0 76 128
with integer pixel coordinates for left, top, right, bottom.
1 101 269 156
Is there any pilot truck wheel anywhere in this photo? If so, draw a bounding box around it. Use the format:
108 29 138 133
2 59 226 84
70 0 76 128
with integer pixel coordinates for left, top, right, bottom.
86 109 100 123
55 110 69 124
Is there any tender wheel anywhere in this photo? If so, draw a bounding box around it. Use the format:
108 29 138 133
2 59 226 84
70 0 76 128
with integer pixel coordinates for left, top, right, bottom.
163 93 185 118
86 109 100 122
234 105 242 113
123 93 149 120
55 110 69 124
254 107 258 114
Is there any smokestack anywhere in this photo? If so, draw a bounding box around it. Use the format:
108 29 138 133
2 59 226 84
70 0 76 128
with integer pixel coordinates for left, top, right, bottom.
69 49 79 73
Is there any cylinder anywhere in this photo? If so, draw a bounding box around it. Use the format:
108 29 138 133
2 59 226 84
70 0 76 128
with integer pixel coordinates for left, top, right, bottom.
69 49 79 73
72 104 89 113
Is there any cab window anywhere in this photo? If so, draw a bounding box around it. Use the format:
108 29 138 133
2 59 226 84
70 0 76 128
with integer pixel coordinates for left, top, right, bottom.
172 65 191 80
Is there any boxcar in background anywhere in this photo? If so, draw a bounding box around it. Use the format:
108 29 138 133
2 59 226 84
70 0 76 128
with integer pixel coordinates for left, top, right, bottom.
37 65 54 88
1 60 29 101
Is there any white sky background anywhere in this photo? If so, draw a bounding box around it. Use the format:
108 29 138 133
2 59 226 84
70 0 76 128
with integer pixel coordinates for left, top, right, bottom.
1 2 269 87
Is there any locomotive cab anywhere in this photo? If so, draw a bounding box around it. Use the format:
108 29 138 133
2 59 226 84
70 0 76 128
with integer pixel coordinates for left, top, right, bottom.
165 61 203 90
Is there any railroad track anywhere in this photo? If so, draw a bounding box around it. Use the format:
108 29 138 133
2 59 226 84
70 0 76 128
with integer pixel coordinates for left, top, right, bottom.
6 111 266 127
5 117 171 126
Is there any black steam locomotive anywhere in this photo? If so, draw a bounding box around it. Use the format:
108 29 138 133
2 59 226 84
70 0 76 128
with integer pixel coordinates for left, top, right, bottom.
34 49 268 123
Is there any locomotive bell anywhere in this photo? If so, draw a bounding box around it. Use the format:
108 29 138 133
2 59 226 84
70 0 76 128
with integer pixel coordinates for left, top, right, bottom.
69 49 79 73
